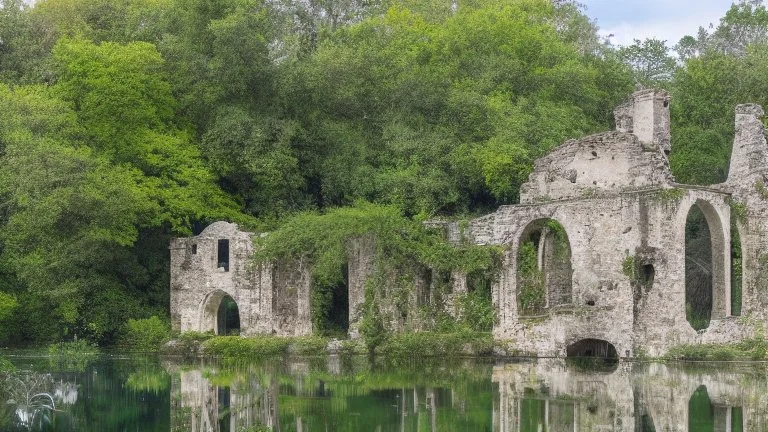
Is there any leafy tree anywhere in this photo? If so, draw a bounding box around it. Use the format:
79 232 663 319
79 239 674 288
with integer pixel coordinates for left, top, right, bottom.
618 38 678 88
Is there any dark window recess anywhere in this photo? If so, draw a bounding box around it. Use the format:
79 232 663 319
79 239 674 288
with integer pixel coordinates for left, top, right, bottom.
640 264 654 287
218 239 230 271
191 244 197 255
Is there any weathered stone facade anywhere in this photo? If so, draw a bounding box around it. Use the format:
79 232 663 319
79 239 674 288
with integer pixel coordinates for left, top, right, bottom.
171 89 768 357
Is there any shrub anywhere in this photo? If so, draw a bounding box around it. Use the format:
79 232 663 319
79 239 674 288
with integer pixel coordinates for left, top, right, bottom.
124 316 171 352
291 336 329 355
378 331 493 358
202 336 292 358
48 339 99 372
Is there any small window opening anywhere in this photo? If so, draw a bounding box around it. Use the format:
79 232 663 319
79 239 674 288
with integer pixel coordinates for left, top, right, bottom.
591 151 597 157
191 244 197 255
663 100 669 108
218 239 230 271
640 264 654 287
586 300 595 306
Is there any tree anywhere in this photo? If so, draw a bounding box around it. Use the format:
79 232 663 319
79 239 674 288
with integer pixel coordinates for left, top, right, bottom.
618 38 677 88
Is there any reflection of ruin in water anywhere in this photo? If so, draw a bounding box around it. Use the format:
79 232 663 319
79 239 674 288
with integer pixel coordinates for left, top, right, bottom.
168 357 768 432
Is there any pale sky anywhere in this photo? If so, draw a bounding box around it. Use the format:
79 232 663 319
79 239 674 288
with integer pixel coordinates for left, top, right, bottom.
581 0 736 47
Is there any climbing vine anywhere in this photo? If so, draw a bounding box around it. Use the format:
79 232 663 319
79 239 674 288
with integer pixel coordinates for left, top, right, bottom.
517 241 545 314
252 202 501 335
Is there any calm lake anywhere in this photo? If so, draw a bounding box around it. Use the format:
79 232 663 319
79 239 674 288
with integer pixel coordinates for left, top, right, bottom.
1 352 766 431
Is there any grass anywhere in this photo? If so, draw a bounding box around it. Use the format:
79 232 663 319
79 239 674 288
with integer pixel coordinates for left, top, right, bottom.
377 331 493 358
201 335 330 359
664 338 768 361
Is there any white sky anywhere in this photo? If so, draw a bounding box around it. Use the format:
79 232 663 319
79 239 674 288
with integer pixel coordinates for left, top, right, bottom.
581 0 737 47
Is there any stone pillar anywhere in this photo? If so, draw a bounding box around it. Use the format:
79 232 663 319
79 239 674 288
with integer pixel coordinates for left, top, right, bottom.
727 104 767 183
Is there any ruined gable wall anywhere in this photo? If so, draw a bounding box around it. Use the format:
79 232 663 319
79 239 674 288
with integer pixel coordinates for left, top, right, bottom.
170 222 265 335
170 222 314 336
519 132 675 204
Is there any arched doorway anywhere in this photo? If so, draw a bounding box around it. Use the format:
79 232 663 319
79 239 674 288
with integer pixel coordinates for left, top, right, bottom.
566 338 619 370
200 290 241 335
684 200 727 330
516 219 573 315
217 295 240 336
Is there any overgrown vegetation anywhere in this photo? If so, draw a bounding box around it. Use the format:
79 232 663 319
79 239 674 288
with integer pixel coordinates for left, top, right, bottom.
377 331 494 358
202 335 330 359
517 219 571 315
1 0 768 347
122 316 172 352
665 337 768 361
47 340 99 372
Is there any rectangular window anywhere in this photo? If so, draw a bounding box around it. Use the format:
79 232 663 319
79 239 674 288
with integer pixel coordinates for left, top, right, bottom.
218 239 230 271
191 244 197 255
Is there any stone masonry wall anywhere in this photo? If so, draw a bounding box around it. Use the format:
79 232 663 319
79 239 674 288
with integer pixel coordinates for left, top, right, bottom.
171 89 767 358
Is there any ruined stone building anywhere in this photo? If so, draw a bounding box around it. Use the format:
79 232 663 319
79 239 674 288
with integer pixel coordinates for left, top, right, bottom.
170 89 768 358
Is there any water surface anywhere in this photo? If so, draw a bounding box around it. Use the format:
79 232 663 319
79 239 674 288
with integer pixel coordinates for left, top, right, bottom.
1 352 766 431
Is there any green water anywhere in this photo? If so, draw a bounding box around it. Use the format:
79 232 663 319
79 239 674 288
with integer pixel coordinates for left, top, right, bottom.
0 353 765 431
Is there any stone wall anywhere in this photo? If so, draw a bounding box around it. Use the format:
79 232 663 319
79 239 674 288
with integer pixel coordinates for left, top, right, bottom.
170 89 768 358
170 222 314 337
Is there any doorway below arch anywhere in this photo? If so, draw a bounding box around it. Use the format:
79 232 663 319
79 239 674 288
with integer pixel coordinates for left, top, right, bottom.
217 295 240 336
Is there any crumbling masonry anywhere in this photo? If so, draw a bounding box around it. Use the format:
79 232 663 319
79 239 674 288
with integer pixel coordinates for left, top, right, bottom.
170 90 768 357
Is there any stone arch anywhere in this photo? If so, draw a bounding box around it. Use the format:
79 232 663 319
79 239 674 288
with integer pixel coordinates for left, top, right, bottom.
682 199 728 329
516 218 573 315
199 289 241 335
566 338 618 359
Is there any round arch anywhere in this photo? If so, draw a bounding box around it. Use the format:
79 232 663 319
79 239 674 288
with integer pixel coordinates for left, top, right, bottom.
199 289 241 335
515 218 573 315
681 199 729 329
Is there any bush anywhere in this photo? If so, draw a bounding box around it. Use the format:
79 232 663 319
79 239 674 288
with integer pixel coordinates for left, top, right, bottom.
378 331 493 358
202 336 292 358
0 356 15 373
123 316 172 352
48 339 99 372
291 336 330 355
664 339 768 361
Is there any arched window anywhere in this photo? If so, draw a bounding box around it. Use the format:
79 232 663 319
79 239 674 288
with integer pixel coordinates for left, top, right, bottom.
684 200 727 330
517 219 572 315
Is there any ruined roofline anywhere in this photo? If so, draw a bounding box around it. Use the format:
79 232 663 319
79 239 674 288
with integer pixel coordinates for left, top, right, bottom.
497 184 730 212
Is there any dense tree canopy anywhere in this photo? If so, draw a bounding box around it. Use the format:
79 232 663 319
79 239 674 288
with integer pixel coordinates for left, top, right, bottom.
0 0 762 345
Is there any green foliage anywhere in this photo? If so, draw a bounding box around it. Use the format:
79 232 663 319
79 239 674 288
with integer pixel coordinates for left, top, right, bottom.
123 316 171 352
0 356 14 373
47 339 99 372
654 187 685 202
203 336 292 358
729 198 747 221
517 241 545 315
686 303 711 331
622 255 636 280
617 38 677 88
377 331 493 358
201 335 330 359
665 336 768 361
359 278 389 355
456 290 495 332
